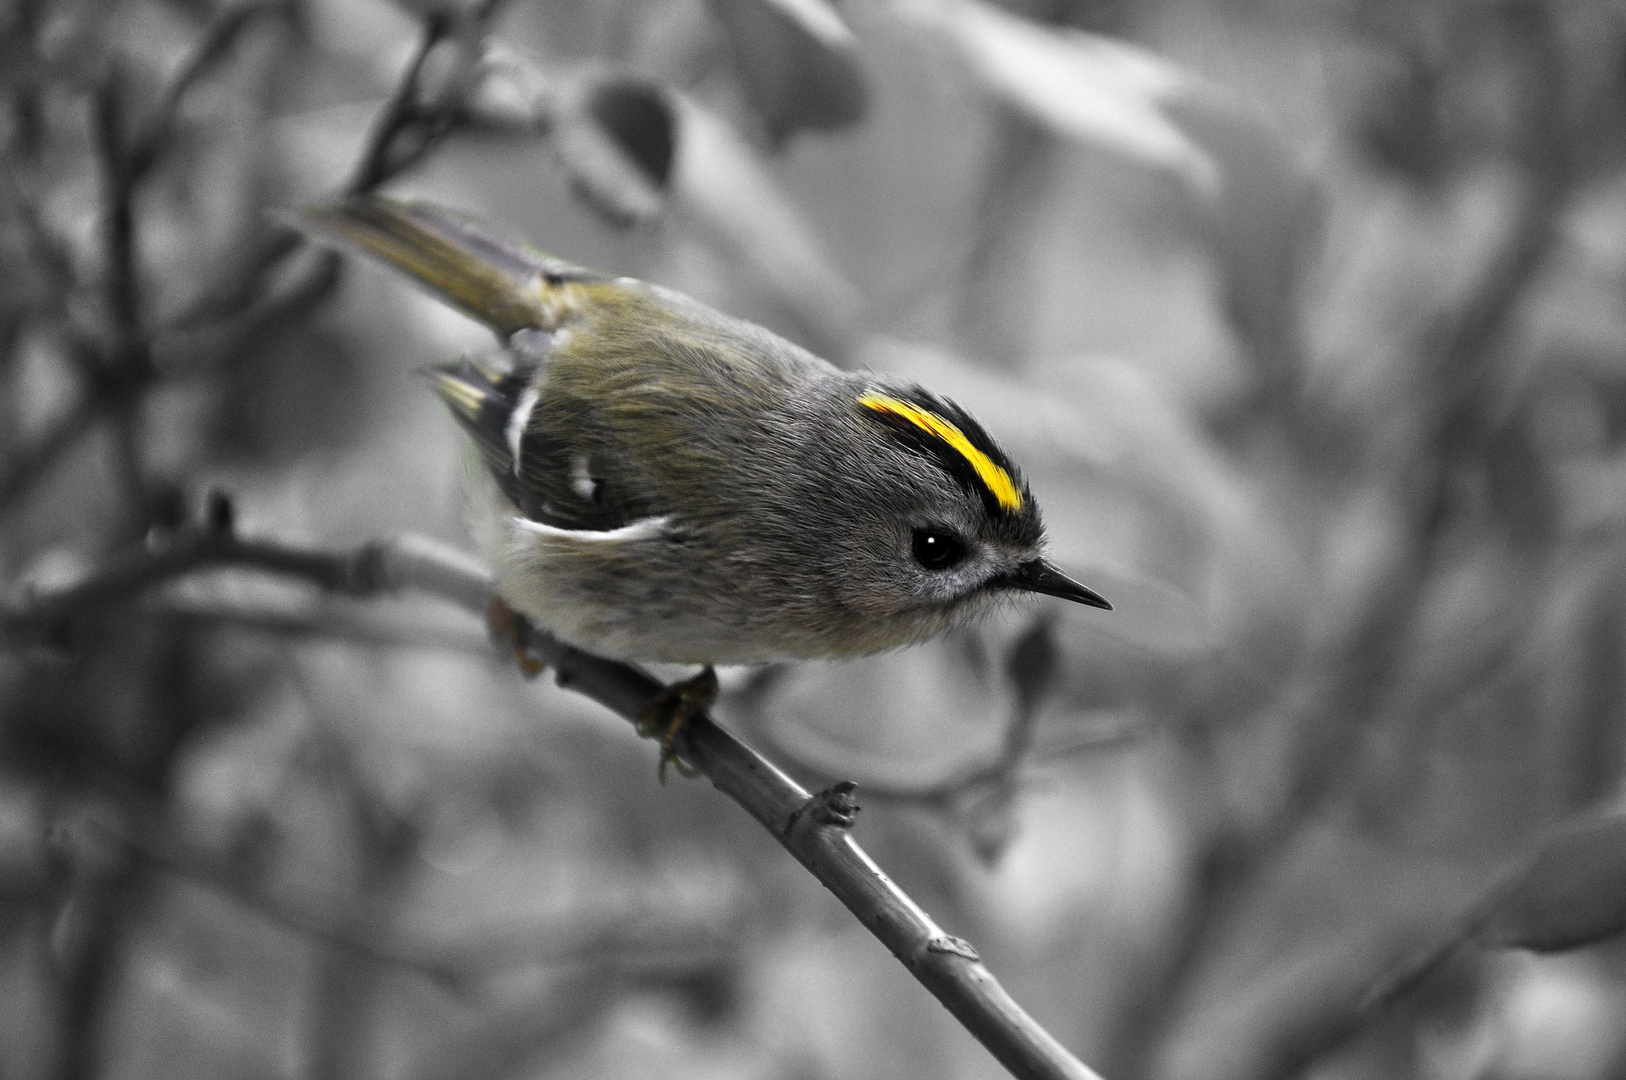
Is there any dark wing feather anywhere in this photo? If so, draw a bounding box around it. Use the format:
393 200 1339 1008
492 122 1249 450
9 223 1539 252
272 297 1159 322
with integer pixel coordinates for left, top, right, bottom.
427 358 641 533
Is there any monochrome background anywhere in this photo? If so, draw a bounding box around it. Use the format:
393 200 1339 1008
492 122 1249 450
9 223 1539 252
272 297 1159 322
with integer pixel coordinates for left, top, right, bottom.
3 2 1624 1078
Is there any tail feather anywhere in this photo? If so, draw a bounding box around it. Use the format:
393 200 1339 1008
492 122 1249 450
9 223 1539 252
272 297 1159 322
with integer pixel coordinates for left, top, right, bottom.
293 196 604 336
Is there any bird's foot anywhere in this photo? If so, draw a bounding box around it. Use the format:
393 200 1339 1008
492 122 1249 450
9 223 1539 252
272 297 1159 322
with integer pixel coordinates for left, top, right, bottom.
486 595 544 678
637 666 716 783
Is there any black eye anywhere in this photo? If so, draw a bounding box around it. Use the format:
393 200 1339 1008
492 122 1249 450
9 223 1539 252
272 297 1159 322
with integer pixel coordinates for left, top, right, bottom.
912 528 967 570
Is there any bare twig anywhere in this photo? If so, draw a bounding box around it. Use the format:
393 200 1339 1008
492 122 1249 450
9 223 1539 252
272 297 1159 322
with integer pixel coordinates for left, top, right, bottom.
137 595 491 654
1096 12 1582 1079
127 1 293 178
163 5 491 345
155 247 343 377
403 969 618 1080
344 13 458 195
0 395 101 514
2 525 412 643
92 72 145 361
9 4 285 525
74 803 471 990
749 620 1097 814
7 2 484 515
5 518 1108 1080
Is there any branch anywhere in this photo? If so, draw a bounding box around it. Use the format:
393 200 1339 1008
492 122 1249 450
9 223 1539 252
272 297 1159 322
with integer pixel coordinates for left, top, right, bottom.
3 3 496 525
73 803 471 991
163 5 492 339
137 595 492 654
402 969 618 1080
155 246 343 378
92 71 146 361
129 1 294 178
343 9 491 196
3 512 1108 1080
76 786 736 1004
0 393 101 516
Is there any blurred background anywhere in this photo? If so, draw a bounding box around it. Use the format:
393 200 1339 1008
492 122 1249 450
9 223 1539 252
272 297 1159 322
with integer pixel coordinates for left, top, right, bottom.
6 0 1626 1077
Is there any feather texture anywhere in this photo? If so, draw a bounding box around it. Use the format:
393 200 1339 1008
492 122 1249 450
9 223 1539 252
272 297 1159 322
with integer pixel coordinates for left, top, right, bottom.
291 195 1107 664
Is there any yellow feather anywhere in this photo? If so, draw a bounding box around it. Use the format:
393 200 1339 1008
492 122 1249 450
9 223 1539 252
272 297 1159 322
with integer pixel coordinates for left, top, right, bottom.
857 393 1022 512
429 371 488 421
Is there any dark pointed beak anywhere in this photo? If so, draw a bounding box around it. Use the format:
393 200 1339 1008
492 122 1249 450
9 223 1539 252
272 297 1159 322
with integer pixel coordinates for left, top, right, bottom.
1002 559 1112 610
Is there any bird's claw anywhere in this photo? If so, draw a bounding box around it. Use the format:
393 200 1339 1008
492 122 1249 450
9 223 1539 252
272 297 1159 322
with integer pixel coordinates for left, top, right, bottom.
486 595 544 677
638 666 717 783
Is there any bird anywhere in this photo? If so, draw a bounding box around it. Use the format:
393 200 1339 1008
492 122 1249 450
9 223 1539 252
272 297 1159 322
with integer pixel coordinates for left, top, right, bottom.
295 196 1109 773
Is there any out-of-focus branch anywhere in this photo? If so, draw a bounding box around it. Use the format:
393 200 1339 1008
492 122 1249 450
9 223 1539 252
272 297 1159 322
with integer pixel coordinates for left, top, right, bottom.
820 716 1149 809
0 395 101 515
344 1 507 197
164 4 498 346
128 0 295 178
0 5 290 523
92 72 146 363
1272 3 1575 839
156 246 342 377
402 969 619 1080
1425 14 1569 422
75 778 739 1003
1 500 450 644
138 595 491 654
4 510 1108 1080
769 619 1069 813
74 804 470 990
2 3 509 524
344 14 455 195
161 228 306 333
1099 13 1578 1080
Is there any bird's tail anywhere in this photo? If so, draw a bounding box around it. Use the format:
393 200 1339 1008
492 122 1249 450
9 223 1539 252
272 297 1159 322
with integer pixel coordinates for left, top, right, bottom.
291 196 605 337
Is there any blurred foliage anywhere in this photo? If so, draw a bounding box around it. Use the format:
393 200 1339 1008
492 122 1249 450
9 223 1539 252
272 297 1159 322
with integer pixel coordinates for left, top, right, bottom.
6 0 1626 1078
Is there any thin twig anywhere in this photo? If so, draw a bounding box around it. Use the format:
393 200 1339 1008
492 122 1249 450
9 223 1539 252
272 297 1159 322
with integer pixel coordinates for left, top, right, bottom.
403 969 619 1080
92 72 144 359
344 13 454 195
743 620 1099 814
4 520 1108 1080
125 0 293 180
163 6 484 339
156 248 343 377
161 228 305 332
2 530 392 642
15 0 474 467
0 395 101 515
137 596 492 654
1097 11 1581 1079
76 806 471 990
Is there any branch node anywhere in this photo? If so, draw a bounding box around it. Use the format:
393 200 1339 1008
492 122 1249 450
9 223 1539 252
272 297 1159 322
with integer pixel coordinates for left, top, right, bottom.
345 541 391 595
786 780 861 836
204 489 236 539
925 935 981 962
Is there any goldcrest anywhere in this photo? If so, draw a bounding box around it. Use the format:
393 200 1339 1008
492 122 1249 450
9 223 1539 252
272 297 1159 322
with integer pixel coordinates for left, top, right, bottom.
297 197 1110 667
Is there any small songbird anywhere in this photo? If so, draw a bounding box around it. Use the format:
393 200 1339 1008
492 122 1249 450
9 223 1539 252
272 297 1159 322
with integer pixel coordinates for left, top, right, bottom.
296 197 1109 765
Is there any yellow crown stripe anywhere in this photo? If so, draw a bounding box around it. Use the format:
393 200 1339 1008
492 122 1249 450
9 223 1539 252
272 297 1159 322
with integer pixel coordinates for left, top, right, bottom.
858 392 1023 512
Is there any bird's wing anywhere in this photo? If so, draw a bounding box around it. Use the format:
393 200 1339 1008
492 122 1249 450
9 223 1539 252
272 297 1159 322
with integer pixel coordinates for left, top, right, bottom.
295 196 661 534
427 356 655 533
